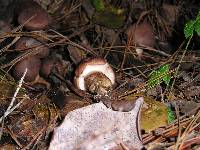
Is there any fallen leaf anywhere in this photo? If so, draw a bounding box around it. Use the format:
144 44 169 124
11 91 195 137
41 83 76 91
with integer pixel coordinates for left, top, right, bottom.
49 97 144 150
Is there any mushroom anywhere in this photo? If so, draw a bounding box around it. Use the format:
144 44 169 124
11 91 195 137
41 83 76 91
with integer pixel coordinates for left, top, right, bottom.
15 37 49 58
12 56 41 82
74 57 115 95
162 4 179 27
126 21 155 58
17 0 51 30
0 20 12 33
126 21 155 48
40 56 68 78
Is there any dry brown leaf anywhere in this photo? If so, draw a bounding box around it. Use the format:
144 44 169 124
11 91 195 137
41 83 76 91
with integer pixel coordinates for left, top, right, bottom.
49 97 144 150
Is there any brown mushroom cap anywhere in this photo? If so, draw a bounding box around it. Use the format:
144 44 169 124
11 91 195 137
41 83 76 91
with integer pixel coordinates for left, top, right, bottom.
74 57 115 91
40 57 55 78
15 37 49 58
17 2 50 30
162 4 179 26
126 22 155 48
75 57 108 76
40 57 64 78
0 21 12 32
12 56 41 82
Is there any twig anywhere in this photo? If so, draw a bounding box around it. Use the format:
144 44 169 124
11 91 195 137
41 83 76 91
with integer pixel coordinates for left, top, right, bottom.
178 110 200 149
175 104 181 150
49 29 97 56
170 36 192 92
0 36 20 54
0 68 27 123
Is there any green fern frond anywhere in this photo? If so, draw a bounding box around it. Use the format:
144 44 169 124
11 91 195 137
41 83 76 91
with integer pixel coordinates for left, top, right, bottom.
147 64 171 89
184 11 200 38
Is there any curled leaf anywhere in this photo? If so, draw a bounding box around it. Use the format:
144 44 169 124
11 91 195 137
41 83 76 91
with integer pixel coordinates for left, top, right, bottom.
49 97 144 150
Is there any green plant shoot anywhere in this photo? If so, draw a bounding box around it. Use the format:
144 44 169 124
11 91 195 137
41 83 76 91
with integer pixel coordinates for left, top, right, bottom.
167 107 175 123
90 0 105 12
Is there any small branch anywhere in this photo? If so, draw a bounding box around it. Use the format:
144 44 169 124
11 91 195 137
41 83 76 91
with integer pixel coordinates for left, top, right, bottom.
0 68 27 123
